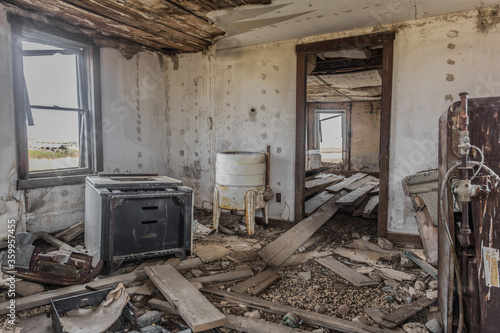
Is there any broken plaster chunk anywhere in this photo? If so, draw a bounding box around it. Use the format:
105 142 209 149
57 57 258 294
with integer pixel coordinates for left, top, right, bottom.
377 237 393 250
415 280 426 291
244 310 261 319
15 280 44 297
402 322 428 333
426 318 443 333
298 271 311 280
426 290 438 299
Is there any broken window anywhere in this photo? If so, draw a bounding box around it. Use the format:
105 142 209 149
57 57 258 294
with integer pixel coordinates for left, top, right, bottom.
314 110 346 166
11 16 102 188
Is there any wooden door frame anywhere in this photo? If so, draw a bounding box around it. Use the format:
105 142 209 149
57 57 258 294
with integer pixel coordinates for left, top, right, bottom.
294 32 395 238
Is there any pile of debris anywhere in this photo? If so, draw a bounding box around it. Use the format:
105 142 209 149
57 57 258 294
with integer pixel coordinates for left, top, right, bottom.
0 204 442 333
305 171 380 219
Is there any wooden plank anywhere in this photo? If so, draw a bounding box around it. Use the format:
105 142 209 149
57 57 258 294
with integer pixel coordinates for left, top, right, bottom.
225 314 310 333
402 250 438 279
305 175 344 197
333 247 390 265
315 257 379 286
305 174 343 190
353 198 370 217
363 195 380 218
248 273 281 296
376 267 416 282
378 36 395 239
380 298 435 328
364 309 405 333
345 239 400 258
135 280 156 296
325 173 367 193
232 268 277 294
36 232 78 252
414 196 438 266
283 251 333 266
344 176 378 192
365 308 389 324
145 265 226 332
259 193 342 268
0 270 147 315
189 265 254 285
337 182 376 205
305 191 334 216
176 257 204 271
202 287 396 333
54 220 84 243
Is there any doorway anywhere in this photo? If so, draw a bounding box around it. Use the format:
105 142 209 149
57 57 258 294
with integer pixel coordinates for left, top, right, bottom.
295 33 394 238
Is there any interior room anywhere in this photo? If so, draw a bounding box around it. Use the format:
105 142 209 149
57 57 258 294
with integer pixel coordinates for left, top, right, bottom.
1 1 500 332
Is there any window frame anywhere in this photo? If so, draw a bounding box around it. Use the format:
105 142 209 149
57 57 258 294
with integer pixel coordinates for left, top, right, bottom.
313 109 347 163
10 15 103 189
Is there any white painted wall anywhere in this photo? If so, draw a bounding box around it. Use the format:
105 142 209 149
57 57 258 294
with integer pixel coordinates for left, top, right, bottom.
0 4 169 239
165 43 297 220
167 8 500 232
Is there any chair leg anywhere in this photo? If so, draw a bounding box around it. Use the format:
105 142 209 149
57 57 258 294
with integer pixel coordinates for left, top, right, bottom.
245 190 256 236
212 187 221 230
263 202 269 225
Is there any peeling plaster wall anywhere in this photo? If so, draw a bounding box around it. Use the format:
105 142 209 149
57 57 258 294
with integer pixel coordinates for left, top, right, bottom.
350 101 381 172
388 10 500 233
166 43 297 220
164 53 213 209
100 48 168 175
0 3 169 239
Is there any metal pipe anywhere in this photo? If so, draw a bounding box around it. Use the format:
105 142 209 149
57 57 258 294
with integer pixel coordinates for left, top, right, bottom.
458 92 471 248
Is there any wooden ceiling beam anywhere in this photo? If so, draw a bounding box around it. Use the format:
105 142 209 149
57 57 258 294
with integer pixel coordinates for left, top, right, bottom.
5 0 201 52
149 0 224 36
165 0 216 19
62 0 212 49
311 56 383 75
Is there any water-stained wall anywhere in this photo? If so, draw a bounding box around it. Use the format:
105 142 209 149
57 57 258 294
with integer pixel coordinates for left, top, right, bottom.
166 43 297 221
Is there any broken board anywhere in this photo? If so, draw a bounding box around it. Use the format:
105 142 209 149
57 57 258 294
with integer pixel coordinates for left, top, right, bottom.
363 195 379 218
258 193 342 268
337 183 377 205
333 247 390 265
305 191 335 216
325 173 367 193
225 314 311 333
344 175 378 192
232 268 278 294
380 298 435 329
145 265 226 332
189 265 254 285
315 257 378 287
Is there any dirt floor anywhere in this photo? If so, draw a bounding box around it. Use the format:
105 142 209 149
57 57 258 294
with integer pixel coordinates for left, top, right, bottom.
1 208 438 332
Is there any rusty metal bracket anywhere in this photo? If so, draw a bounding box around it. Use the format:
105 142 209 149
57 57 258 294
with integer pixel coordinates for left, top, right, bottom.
1 233 103 286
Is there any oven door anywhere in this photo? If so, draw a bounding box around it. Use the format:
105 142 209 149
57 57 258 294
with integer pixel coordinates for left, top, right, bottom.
109 192 185 261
